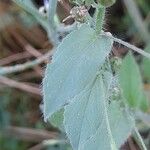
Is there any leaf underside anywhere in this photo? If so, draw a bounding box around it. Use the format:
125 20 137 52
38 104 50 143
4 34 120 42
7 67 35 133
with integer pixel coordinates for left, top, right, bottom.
64 76 133 150
43 24 113 121
43 24 134 150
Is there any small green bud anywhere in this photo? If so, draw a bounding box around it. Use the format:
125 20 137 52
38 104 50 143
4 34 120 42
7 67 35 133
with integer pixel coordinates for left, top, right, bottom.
113 57 122 68
98 0 116 7
111 57 122 71
69 0 84 5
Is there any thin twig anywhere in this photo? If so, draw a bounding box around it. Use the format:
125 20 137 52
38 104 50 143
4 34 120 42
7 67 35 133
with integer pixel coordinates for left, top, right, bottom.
0 76 41 95
0 50 54 75
3 126 58 142
123 0 150 43
28 139 67 150
102 33 150 59
25 45 42 57
58 0 71 14
25 45 43 76
0 52 31 66
43 139 67 146
1 33 149 75
12 30 44 76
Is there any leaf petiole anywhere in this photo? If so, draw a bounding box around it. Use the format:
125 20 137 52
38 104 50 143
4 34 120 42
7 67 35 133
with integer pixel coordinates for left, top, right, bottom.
95 5 105 34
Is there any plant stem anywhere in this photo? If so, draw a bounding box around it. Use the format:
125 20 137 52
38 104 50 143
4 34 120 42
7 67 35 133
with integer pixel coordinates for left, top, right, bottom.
0 76 40 95
48 0 57 30
102 33 150 59
133 127 147 150
0 50 54 75
95 6 105 34
13 0 58 46
48 0 58 46
1 35 150 75
102 78 117 150
12 0 49 30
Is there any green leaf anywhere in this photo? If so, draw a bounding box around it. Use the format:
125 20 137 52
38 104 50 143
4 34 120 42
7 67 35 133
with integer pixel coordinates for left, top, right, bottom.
43 24 113 121
142 44 150 82
85 0 95 5
98 0 116 7
64 76 133 150
49 109 64 130
119 52 149 111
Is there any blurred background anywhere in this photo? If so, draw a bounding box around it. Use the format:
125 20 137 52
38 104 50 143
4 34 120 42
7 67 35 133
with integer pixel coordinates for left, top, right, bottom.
0 0 150 150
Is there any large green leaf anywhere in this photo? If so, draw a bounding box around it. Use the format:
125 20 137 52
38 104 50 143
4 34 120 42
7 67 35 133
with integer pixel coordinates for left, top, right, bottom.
64 76 133 150
119 52 149 111
43 24 113 121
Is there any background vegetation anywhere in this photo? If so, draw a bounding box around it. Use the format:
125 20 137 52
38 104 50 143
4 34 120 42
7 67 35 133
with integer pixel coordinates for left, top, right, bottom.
0 0 150 149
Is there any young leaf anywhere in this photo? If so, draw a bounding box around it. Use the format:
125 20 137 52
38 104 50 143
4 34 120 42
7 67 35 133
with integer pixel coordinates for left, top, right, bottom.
70 0 84 5
70 0 94 5
49 109 64 130
119 52 149 112
43 24 113 121
64 75 133 150
98 0 116 7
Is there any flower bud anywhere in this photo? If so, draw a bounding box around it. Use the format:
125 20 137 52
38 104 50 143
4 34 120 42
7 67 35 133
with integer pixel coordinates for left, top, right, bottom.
98 0 116 7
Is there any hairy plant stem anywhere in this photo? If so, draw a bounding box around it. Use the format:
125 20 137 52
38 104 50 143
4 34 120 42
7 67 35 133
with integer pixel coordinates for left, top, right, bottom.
133 127 147 150
127 113 147 150
101 33 150 59
48 0 57 28
95 6 105 34
48 0 58 46
103 91 117 150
